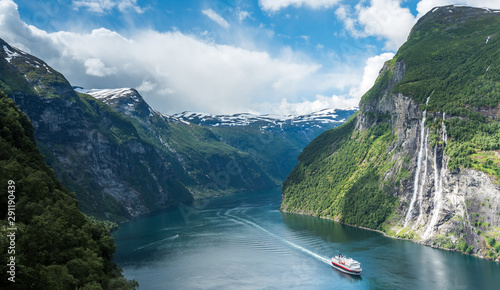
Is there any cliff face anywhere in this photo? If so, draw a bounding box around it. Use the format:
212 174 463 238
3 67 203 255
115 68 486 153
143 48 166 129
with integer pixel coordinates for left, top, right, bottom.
282 6 500 260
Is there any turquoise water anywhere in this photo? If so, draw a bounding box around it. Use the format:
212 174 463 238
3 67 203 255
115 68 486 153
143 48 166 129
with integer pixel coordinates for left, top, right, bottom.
113 188 500 289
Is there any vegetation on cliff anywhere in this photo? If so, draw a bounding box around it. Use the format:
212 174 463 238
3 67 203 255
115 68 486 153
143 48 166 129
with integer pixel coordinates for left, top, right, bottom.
394 7 500 178
281 114 398 229
281 6 500 259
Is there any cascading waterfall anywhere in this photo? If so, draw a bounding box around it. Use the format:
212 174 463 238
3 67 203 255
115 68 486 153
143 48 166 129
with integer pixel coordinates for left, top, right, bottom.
424 146 443 238
442 112 447 145
424 117 448 239
414 130 429 228
403 96 431 228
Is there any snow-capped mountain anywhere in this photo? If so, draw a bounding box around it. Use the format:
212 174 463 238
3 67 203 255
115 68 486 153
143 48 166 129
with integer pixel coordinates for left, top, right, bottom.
173 108 358 130
77 86 358 132
76 86 357 185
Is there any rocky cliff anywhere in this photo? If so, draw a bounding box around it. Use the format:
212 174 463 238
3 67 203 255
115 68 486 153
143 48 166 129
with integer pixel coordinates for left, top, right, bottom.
282 6 500 260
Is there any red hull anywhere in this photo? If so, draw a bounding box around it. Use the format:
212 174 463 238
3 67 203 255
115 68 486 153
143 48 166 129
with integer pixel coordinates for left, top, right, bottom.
331 261 361 275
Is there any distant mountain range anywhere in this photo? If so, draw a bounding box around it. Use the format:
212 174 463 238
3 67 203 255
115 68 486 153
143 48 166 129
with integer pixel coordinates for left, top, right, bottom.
0 41 356 222
172 108 356 129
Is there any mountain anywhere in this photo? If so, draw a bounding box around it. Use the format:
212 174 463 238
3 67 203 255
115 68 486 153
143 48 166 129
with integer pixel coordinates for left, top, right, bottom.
174 108 357 181
0 91 136 289
0 39 278 222
281 5 500 261
173 108 355 129
86 87 356 184
0 38 353 223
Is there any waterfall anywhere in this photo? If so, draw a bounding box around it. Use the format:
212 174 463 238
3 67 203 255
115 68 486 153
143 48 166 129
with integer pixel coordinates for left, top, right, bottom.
414 130 429 228
423 113 448 238
403 96 431 228
424 145 444 239
442 113 447 145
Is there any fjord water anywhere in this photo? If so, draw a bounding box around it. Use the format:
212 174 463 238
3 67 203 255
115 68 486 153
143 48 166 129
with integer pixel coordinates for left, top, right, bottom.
113 188 500 289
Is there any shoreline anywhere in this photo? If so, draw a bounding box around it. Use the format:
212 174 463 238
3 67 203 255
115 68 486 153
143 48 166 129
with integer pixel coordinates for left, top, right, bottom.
281 208 500 263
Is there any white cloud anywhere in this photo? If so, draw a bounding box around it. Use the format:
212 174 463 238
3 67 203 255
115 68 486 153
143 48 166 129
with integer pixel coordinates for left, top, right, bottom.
238 10 251 22
202 9 230 29
263 52 394 115
299 35 310 43
0 0 383 115
265 94 359 115
136 80 157 93
84 58 116 76
336 0 500 51
72 0 144 14
349 52 395 98
336 0 416 50
259 0 341 12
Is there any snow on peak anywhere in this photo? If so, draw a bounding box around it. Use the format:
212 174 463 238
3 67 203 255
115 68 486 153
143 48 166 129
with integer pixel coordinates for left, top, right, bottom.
87 88 140 101
3 45 20 63
173 107 358 128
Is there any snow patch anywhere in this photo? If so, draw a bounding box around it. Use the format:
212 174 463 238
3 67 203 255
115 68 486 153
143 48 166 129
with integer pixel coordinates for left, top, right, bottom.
88 88 137 101
173 107 357 129
3 45 20 63
43 64 52 74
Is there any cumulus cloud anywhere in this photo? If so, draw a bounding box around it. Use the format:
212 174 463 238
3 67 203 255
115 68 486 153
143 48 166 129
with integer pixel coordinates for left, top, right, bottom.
202 9 230 29
0 0 391 115
336 0 416 50
336 0 500 51
264 94 359 116
265 52 394 115
72 0 145 14
84 58 116 76
259 0 341 12
349 52 395 98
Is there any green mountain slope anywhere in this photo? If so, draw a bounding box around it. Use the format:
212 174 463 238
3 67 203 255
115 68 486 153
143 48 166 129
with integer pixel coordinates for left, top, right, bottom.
282 6 500 260
180 109 356 183
85 88 277 197
0 91 136 289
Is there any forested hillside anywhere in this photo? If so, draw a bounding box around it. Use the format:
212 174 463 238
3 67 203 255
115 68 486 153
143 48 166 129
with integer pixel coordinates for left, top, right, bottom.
0 91 136 289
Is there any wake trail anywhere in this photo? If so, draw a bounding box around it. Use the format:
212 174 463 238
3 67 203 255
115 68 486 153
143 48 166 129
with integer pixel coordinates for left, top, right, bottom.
136 234 179 250
226 212 331 265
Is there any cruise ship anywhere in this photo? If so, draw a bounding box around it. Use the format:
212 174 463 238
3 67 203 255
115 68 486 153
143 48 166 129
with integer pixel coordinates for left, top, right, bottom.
331 254 362 275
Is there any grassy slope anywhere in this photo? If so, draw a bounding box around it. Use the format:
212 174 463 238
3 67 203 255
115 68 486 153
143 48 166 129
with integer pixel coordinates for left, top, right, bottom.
282 113 398 230
110 108 277 198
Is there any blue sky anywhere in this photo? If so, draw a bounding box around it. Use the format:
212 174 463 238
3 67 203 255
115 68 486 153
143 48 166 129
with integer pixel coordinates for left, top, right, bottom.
2 0 500 114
